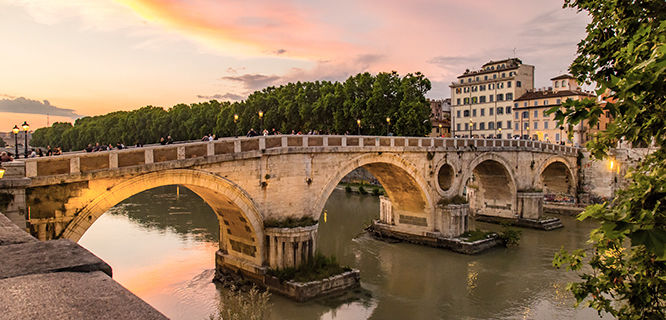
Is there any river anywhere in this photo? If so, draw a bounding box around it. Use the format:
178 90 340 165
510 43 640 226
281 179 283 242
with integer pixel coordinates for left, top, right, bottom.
78 185 609 320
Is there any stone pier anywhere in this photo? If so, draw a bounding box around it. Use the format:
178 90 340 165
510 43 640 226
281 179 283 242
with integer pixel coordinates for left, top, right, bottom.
265 224 318 269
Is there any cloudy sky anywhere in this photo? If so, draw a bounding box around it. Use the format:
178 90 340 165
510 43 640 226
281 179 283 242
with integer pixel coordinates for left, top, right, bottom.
0 0 589 131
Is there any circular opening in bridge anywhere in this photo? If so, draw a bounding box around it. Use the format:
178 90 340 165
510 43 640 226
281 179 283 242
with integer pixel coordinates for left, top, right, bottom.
437 164 454 191
541 161 574 203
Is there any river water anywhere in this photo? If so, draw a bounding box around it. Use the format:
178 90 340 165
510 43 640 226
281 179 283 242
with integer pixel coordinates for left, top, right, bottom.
79 186 609 320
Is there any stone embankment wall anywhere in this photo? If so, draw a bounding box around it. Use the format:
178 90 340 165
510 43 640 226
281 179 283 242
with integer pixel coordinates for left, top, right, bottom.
580 148 653 202
0 212 167 319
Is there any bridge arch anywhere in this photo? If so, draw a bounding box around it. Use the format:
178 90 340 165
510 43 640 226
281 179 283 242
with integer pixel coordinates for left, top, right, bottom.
461 153 517 217
313 153 434 225
535 156 577 200
62 169 265 266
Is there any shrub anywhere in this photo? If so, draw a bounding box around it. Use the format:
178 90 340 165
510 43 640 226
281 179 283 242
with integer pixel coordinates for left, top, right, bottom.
345 185 352 193
459 230 493 242
209 284 271 320
371 188 380 196
498 224 521 247
267 252 351 283
358 185 368 195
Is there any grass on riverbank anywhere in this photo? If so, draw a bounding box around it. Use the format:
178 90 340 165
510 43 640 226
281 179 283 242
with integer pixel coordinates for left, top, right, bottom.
267 252 352 283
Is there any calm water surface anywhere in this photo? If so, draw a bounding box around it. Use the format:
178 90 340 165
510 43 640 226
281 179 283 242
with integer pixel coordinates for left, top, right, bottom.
79 186 609 320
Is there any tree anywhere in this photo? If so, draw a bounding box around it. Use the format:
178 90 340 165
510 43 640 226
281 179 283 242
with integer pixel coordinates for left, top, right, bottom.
551 1 665 319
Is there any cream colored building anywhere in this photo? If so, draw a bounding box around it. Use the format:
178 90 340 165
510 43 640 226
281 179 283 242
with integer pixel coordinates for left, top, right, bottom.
513 74 596 146
450 58 534 139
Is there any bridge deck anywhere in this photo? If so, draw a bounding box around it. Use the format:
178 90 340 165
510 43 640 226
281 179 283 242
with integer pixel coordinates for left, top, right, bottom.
13 135 578 180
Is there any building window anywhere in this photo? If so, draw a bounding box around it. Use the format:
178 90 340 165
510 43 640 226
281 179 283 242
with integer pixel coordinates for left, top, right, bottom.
507 81 512 88
489 95 494 102
463 110 470 117
489 83 494 90
480 85 486 91
472 109 477 116
524 122 529 129
517 81 522 87
468 78 472 83
465 123 469 130
523 102 528 107
480 108 485 116
493 74 497 79
472 97 478 104
555 81 559 88
515 112 519 119
544 121 549 129
522 111 528 119
556 99 561 104
460 79 464 84
534 101 538 106
506 93 513 100
534 110 538 118
561 80 566 87
506 106 511 114
534 121 538 129
507 121 512 129
475 77 479 81
496 121 502 129
480 96 486 103
514 122 519 130
488 122 495 130
502 72 506 78
484 75 488 80
457 110 461 118
457 98 461 105
457 123 461 131
473 123 477 130
555 133 560 141
464 98 469 104
480 122 485 130
497 107 504 115
497 94 504 101
490 107 494 115
543 99 548 105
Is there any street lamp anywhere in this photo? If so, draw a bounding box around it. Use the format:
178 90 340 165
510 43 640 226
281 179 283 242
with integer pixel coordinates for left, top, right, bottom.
559 125 564 144
526 125 530 140
438 123 443 136
356 119 361 135
258 111 264 131
234 114 239 137
469 119 473 138
21 121 29 158
498 127 502 139
386 117 391 136
12 125 19 159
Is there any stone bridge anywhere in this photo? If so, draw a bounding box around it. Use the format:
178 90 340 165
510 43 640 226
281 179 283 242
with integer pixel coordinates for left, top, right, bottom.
0 135 579 276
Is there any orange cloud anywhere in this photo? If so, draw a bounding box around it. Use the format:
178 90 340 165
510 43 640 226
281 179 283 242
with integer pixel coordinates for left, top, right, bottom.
115 0 358 59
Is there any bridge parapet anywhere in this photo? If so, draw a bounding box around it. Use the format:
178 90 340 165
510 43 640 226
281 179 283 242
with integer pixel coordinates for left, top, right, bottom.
13 135 579 180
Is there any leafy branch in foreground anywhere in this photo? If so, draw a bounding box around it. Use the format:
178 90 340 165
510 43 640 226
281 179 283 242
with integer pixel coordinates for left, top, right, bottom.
551 1 665 319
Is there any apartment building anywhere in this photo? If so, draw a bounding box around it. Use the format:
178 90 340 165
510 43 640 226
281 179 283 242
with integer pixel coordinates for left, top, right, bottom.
450 58 534 138
513 74 596 145
429 98 451 137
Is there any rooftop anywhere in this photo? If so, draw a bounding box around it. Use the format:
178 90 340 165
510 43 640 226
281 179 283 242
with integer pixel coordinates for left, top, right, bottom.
515 89 595 102
550 74 576 81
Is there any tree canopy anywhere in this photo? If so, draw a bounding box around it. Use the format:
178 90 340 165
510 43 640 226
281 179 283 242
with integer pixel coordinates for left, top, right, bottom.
552 0 665 319
31 72 432 151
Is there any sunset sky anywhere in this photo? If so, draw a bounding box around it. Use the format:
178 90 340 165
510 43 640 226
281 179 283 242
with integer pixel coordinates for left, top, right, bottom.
0 0 589 131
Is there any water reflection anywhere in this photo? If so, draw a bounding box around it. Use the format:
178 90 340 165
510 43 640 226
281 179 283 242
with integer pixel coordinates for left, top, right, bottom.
79 186 611 320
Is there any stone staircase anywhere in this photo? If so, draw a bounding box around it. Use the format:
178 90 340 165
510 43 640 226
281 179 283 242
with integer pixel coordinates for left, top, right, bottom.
538 217 564 230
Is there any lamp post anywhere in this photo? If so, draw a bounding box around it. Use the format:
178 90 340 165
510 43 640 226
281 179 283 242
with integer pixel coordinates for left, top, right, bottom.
438 123 443 136
386 117 391 136
12 125 19 159
258 111 264 131
559 125 564 144
356 119 361 135
22 121 29 158
498 127 502 139
526 125 530 140
469 119 473 138
233 114 239 137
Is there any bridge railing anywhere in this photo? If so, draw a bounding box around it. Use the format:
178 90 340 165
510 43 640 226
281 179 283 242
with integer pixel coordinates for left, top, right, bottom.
14 135 579 178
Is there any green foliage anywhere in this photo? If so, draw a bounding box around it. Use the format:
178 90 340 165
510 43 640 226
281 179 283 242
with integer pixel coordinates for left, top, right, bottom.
498 224 521 247
345 185 352 193
0 138 6 148
372 188 381 196
459 230 493 242
438 195 468 206
551 1 666 319
266 252 351 283
31 72 432 151
263 216 317 228
358 185 368 195
209 285 271 320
